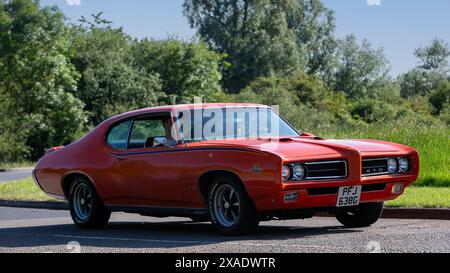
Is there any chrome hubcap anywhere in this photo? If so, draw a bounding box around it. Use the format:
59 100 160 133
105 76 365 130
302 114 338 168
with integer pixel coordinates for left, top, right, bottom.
212 184 240 227
73 183 92 221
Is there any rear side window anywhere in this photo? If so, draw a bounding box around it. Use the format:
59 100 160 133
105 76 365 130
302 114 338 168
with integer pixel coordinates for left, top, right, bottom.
106 120 131 149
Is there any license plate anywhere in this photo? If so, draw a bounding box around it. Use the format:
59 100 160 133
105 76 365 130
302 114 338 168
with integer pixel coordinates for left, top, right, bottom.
337 186 362 207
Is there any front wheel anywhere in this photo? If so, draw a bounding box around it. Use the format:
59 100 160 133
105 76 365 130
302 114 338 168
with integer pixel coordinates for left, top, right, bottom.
69 177 111 229
335 202 384 228
207 177 259 235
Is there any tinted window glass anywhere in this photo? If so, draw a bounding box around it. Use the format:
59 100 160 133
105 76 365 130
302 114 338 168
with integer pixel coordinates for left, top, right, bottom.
128 119 166 149
106 120 131 149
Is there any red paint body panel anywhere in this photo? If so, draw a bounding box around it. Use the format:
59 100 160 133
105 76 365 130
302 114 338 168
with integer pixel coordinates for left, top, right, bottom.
34 104 420 215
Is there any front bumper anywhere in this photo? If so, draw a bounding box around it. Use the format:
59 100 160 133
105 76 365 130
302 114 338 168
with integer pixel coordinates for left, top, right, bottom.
277 181 413 210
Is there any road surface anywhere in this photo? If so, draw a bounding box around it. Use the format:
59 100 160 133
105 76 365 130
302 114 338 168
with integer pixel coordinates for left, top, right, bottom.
0 169 33 183
0 206 449 253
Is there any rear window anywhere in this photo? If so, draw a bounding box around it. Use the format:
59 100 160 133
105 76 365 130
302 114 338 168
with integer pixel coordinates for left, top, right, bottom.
106 120 131 149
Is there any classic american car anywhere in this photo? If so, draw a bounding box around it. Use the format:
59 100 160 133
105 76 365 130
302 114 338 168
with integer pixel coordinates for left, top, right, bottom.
33 103 419 235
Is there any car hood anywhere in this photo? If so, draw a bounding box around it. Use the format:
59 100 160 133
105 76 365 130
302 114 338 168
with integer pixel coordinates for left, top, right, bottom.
200 137 408 159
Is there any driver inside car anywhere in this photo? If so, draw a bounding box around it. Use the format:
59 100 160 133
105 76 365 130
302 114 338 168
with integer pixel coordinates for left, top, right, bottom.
160 118 178 147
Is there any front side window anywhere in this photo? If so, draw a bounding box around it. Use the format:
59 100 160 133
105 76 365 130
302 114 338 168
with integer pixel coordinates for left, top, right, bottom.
106 120 132 149
128 118 166 149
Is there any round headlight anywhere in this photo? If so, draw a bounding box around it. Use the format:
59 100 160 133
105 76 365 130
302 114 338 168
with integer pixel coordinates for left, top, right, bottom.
387 158 398 173
292 164 305 180
398 157 409 172
282 165 291 181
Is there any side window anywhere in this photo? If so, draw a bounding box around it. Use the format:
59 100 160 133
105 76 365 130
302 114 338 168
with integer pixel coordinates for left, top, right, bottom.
128 118 166 149
106 120 131 149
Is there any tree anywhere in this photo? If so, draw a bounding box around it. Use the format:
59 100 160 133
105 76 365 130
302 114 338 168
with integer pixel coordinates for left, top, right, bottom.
69 14 163 125
0 0 86 160
330 35 389 99
234 73 350 131
399 38 450 98
183 0 335 92
415 38 450 72
131 39 224 105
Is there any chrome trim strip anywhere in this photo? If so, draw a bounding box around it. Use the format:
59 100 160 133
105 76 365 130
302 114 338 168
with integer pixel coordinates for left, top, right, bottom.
362 158 389 177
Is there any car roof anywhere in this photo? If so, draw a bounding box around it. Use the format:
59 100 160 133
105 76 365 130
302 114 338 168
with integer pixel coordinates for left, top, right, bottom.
103 103 270 124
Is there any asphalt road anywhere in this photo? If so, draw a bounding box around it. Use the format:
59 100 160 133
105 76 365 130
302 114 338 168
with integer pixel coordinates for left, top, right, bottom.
0 169 33 183
0 207 449 253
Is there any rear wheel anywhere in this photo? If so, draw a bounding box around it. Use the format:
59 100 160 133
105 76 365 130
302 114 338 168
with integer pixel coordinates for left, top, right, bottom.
335 202 384 228
69 176 110 229
207 176 259 235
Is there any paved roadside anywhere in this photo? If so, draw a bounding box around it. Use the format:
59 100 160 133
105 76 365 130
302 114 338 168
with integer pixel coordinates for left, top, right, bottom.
1 200 449 220
0 168 33 183
0 206 449 253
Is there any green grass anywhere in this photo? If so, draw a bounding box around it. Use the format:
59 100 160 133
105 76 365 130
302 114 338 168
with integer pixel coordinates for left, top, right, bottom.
0 161 35 169
387 187 450 208
317 123 450 187
0 178 56 202
0 178 449 208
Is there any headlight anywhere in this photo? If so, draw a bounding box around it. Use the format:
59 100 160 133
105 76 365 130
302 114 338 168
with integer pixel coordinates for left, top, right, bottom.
387 158 398 173
282 165 291 181
398 157 409 172
292 164 305 180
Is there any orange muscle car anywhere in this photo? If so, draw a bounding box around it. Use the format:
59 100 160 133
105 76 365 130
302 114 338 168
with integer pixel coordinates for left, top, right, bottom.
33 103 419 235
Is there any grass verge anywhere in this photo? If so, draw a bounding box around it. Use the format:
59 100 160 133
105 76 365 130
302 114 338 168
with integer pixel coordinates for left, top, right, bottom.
0 161 35 170
1 178 449 208
386 186 450 208
0 178 57 202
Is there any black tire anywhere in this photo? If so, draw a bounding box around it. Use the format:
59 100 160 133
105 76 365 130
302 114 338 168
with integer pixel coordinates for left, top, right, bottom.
335 202 384 228
207 176 259 235
189 215 210 223
68 176 111 229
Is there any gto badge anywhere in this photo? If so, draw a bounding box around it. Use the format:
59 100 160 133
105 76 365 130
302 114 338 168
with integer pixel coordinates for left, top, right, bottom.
250 164 262 174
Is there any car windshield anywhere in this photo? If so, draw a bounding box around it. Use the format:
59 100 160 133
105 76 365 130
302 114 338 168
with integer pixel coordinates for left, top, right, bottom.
176 107 300 142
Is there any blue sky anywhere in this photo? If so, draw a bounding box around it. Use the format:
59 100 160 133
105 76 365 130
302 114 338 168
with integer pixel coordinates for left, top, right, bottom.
40 0 450 77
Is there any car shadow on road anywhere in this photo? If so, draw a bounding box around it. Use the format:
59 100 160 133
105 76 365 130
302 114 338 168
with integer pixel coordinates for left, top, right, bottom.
0 219 362 251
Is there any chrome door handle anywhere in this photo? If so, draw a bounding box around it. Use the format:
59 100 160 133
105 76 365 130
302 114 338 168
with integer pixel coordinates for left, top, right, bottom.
115 156 128 162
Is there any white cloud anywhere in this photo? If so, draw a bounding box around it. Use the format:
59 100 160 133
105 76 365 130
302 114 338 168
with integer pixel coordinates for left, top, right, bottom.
367 0 382 6
66 0 81 6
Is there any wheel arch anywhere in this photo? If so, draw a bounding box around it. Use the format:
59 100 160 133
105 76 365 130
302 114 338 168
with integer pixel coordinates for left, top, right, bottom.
198 170 250 203
61 172 97 199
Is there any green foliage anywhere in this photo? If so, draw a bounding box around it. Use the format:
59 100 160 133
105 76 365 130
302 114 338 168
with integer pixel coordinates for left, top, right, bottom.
0 0 86 160
330 35 390 99
428 80 450 115
399 38 450 98
183 0 335 92
234 73 352 132
69 17 162 125
415 38 450 72
131 39 223 104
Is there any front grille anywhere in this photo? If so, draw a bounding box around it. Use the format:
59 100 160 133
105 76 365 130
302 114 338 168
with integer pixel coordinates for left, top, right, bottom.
305 160 347 180
362 158 389 176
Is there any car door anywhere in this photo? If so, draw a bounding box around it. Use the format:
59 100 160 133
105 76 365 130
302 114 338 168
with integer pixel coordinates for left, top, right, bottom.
108 113 184 207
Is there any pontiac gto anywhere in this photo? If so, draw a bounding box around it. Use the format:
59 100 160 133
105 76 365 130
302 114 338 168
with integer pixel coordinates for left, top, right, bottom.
33 103 419 235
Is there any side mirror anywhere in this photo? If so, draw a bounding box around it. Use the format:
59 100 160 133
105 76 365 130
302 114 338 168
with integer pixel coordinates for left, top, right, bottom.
153 136 177 147
153 136 167 146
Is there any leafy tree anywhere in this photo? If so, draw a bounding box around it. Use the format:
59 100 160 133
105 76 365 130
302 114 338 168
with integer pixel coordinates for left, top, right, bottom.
183 0 335 92
428 81 450 115
0 0 86 160
415 38 450 72
399 38 450 98
131 39 224 104
330 35 390 99
234 73 351 131
69 14 163 125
